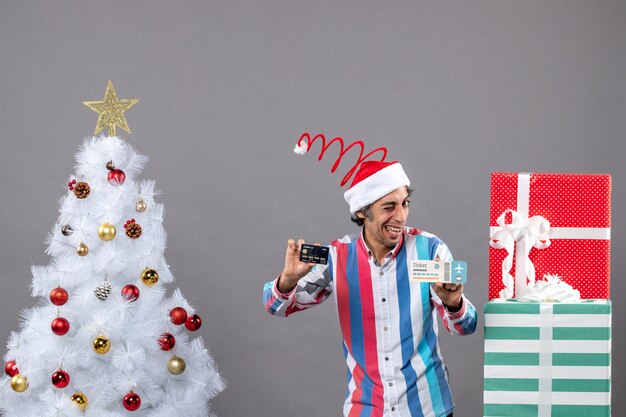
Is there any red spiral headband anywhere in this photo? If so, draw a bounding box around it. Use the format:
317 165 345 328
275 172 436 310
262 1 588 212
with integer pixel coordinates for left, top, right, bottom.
294 132 389 186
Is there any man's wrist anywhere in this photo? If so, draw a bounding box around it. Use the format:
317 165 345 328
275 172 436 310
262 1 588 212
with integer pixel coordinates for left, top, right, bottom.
444 297 463 313
277 274 298 294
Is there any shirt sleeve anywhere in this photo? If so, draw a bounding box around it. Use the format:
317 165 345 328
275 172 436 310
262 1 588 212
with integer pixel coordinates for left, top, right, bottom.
430 291 478 335
263 259 333 318
429 239 478 335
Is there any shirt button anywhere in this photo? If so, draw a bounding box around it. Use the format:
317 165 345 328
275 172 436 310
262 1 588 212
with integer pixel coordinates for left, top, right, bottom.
379 271 384 276
391 407 396 411
388 382 393 386
382 298 386 302
384 327 388 331
385 356 389 361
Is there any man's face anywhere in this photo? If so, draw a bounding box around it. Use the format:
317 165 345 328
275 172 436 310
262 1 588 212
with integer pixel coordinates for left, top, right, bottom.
358 187 410 251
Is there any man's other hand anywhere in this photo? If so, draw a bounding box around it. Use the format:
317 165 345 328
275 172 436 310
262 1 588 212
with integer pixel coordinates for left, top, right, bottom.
278 239 318 293
433 283 463 312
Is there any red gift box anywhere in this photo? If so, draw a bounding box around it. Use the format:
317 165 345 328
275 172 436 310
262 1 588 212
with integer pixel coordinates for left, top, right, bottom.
488 172 611 300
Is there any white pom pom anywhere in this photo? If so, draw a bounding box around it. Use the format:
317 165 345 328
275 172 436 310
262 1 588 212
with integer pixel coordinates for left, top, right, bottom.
293 142 308 155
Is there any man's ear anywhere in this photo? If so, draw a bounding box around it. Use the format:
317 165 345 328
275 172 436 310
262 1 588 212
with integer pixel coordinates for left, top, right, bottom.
355 211 366 219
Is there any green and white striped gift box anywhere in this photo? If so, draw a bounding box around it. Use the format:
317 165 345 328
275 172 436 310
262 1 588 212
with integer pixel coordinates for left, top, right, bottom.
483 300 611 417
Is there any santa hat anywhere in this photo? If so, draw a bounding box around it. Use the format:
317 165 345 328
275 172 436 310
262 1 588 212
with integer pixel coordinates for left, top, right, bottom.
294 132 410 214
343 160 410 214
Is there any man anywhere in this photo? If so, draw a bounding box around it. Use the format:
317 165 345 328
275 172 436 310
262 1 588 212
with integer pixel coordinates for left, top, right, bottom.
263 160 477 417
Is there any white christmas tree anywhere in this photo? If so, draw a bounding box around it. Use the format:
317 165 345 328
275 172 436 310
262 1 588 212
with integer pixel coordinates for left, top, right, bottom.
0 82 224 417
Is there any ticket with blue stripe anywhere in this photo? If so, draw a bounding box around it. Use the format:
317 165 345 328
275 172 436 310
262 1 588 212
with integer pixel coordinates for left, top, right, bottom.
409 260 467 284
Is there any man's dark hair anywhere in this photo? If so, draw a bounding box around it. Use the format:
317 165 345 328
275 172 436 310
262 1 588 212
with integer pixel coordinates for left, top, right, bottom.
350 205 372 227
351 186 413 227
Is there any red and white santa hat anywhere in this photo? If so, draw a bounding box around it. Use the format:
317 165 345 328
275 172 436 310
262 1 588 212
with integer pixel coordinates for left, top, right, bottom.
343 160 410 214
294 132 410 214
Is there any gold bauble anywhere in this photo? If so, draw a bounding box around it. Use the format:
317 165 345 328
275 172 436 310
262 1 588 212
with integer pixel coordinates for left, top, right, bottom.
10 374 29 392
71 392 88 411
98 223 116 241
167 355 186 375
136 198 147 213
93 335 111 354
141 268 159 287
77 243 89 256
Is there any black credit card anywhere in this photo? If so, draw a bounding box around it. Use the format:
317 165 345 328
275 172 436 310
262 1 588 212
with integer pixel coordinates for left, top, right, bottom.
299 244 329 265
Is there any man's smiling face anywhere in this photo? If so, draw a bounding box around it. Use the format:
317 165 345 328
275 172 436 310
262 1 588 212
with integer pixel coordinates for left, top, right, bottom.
357 186 410 255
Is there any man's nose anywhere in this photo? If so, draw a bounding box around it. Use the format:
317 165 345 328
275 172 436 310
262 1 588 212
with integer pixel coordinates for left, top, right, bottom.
393 205 407 223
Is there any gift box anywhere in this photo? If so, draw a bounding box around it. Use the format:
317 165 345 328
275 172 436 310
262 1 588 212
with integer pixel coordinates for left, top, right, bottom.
489 173 611 300
483 300 611 417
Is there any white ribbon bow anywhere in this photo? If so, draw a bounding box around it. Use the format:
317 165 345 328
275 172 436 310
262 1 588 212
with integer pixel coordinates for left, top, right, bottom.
517 274 581 303
489 209 551 298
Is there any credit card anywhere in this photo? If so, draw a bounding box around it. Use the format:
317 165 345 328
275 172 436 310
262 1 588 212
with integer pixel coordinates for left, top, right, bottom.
299 244 329 265
409 260 467 284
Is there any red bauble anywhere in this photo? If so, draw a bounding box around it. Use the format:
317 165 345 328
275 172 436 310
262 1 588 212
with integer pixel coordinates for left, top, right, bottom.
51 317 70 336
158 333 176 351
50 287 69 306
121 284 140 302
169 307 188 325
185 314 202 331
123 391 141 411
51 369 70 388
5 360 19 377
107 169 126 186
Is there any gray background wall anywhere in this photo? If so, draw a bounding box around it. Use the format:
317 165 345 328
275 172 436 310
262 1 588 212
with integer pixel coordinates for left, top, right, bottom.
0 1 624 416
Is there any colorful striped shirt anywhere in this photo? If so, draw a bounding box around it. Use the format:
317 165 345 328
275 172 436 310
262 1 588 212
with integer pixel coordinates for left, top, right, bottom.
263 227 477 417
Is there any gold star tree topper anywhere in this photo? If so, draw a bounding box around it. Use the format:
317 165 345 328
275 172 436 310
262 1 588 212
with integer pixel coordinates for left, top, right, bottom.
83 80 139 137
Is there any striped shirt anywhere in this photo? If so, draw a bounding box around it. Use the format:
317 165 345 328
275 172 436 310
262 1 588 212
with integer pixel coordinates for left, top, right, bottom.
263 227 477 417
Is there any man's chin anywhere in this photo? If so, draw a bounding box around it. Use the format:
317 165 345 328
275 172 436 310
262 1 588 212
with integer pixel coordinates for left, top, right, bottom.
383 238 401 249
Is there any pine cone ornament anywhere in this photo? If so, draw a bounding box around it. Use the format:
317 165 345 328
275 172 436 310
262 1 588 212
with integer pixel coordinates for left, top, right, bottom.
73 182 90 199
94 281 112 301
124 219 142 239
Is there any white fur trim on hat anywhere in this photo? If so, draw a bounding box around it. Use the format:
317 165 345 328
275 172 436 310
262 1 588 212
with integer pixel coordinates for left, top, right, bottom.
343 163 410 214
